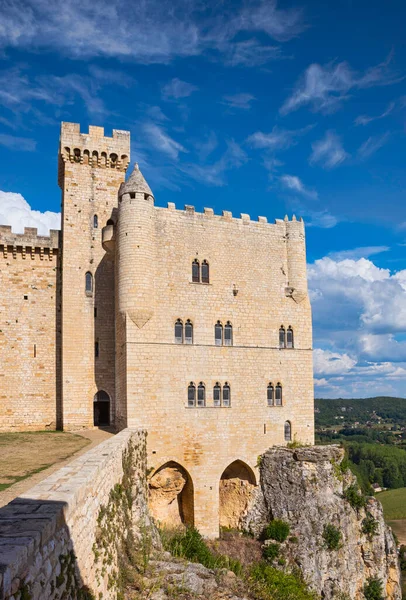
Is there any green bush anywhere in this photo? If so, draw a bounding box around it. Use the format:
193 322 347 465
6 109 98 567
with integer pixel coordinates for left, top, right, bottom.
161 527 243 576
322 524 342 550
361 514 379 538
363 577 384 600
262 542 280 562
249 561 318 600
263 519 290 543
343 484 367 510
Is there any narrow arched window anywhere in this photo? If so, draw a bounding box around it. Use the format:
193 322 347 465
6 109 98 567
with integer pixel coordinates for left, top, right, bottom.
267 383 274 406
175 319 183 344
215 321 223 346
93 214 98 228
275 383 282 406
284 420 292 441
188 382 196 407
213 383 221 407
279 326 286 349
201 260 209 283
192 260 200 283
85 272 93 295
185 320 193 344
224 321 233 346
287 327 294 349
197 382 206 407
223 383 231 407
95 341 99 358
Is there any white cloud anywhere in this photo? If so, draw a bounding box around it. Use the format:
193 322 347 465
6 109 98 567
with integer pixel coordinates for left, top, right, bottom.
223 39 282 67
0 191 60 235
0 0 305 65
162 78 198 99
247 125 313 151
355 101 395 126
304 209 338 229
357 132 390 159
313 349 356 376
280 174 317 199
0 134 36 151
309 131 349 169
328 246 389 261
142 123 187 160
222 93 255 110
180 139 247 186
280 55 402 115
310 255 406 396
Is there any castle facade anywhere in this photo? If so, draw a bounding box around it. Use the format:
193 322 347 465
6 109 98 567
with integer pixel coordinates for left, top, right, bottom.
0 122 314 536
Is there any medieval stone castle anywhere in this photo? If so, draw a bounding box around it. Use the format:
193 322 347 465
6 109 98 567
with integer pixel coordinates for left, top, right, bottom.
0 122 314 536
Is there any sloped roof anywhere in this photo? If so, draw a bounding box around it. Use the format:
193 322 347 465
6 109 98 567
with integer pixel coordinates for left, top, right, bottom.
119 163 154 197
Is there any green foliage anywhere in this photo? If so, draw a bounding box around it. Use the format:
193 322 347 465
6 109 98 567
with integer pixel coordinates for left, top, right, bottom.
343 484 367 510
322 524 342 550
162 527 243 576
315 397 406 428
262 542 280 562
248 561 318 600
361 514 379 538
399 545 406 572
263 519 290 543
363 577 384 600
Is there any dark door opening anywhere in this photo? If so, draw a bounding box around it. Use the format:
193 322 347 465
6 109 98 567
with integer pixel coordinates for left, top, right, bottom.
93 390 111 426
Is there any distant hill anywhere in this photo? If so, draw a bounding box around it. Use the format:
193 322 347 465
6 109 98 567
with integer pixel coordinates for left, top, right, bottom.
315 396 406 428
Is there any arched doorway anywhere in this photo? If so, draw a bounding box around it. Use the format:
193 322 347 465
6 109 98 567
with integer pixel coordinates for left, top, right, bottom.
219 460 256 530
93 390 110 426
148 461 194 528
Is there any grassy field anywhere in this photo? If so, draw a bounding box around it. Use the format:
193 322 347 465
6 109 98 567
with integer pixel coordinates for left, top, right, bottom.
378 487 406 520
0 431 90 491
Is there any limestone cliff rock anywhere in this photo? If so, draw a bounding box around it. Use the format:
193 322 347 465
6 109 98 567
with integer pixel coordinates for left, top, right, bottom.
243 445 401 600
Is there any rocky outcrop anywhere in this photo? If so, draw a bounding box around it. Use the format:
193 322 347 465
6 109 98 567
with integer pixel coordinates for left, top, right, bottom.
243 445 401 600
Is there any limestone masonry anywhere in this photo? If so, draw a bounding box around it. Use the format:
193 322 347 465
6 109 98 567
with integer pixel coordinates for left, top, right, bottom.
0 122 314 537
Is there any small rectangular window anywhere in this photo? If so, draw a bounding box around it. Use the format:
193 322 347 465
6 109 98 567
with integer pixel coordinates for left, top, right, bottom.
275 386 282 406
95 342 99 358
213 386 221 407
215 324 222 346
197 386 205 407
94 307 97 318
286 329 293 348
175 321 183 344
185 322 193 344
201 262 209 284
188 387 195 407
192 261 200 283
222 385 230 407
279 328 285 349
224 324 232 346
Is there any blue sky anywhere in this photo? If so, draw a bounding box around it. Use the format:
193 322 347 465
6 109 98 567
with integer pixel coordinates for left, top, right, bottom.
0 0 406 398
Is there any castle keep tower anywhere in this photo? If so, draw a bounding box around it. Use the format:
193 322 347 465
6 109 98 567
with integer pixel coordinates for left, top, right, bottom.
58 123 130 429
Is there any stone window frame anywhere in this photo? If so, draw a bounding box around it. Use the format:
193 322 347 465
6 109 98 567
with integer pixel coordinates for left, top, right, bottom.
185 319 193 344
197 382 206 407
284 420 292 441
175 319 184 344
224 321 233 346
279 326 286 349
188 382 196 407
215 321 223 346
85 271 93 296
93 214 98 229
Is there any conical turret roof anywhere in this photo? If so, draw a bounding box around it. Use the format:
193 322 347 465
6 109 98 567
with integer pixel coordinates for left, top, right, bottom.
119 163 154 197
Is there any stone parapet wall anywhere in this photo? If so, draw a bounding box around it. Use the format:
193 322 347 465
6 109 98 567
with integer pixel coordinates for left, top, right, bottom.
0 428 147 600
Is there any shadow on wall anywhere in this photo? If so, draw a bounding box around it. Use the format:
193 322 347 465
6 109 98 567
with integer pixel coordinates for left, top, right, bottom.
219 460 257 530
148 461 195 529
0 497 93 600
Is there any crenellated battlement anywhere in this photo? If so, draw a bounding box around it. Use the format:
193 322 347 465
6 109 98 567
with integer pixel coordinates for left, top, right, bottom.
0 226 60 259
58 122 131 187
160 203 304 229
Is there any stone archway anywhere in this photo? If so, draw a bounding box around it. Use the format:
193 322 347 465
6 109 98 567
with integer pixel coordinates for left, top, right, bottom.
219 460 256 530
148 461 194 528
93 390 110 426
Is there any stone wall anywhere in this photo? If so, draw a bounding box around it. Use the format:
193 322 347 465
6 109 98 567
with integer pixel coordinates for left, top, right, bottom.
243 445 402 600
115 192 314 537
0 227 61 432
0 428 150 600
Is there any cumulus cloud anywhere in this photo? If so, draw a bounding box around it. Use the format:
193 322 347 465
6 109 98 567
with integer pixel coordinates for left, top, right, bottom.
309 255 406 396
357 132 390 159
162 78 198 99
309 131 349 169
0 191 60 235
280 174 317 199
280 55 402 115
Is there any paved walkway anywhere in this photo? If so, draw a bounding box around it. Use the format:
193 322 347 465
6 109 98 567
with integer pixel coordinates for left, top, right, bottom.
0 428 115 509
